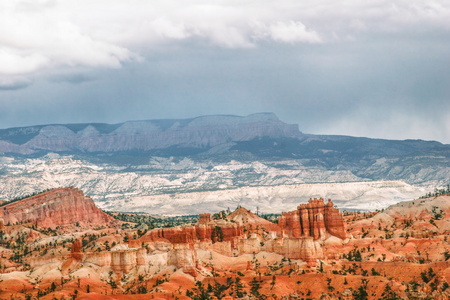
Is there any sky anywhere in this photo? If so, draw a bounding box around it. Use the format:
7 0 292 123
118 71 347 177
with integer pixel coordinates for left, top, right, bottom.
0 0 449 143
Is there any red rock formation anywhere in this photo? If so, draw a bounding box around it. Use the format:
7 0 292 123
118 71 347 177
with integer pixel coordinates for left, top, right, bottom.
0 187 115 227
83 251 112 267
71 239 82 253
70 239 83 260
183 266 198 277
26 229 40 243
196 224 213 241
111 249 138 273
168 243 198 276
138 198 344 269
199 213 211 224
228 207 280 232
279 198 346 240
140 222 243 247
323 199 347 239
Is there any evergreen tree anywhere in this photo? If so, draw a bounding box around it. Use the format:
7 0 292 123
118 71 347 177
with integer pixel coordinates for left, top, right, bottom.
270 275 276 290
250 277 263 299
234 277 244 298
353 279 369 300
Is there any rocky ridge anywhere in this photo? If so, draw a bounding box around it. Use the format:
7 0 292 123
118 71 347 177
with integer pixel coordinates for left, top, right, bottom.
0 113 300 154
0 188 346 275
0 187 115 227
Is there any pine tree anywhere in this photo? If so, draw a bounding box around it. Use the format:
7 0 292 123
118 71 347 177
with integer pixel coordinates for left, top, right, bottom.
270 275 276 290
234 277 244 298
250 277 263 298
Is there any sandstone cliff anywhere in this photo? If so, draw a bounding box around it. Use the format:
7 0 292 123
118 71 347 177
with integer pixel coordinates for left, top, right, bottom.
136 199 347 269
279 198 347 240
140 215 243 246
0 187 115 227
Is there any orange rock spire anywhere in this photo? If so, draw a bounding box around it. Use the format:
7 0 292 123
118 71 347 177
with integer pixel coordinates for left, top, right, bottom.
279 198 346 240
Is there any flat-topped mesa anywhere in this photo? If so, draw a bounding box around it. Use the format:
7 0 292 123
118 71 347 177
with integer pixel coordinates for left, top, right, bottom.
279 198 346 240
0 187 115 227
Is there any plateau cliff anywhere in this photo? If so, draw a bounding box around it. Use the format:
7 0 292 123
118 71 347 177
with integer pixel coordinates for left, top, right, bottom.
0 187 115 227
0 113 300 154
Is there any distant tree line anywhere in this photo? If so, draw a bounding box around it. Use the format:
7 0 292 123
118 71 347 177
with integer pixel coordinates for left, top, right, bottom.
106 211 199 229
0 188 57 207
420 184 450 199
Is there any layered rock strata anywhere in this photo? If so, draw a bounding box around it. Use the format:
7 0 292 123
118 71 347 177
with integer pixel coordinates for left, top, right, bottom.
70 239 83 260
133 198 346 271
111 248 147 273
0 113 301 154
141 218 243 247
278 198 346 240
0 187 115 227
17 192 346 275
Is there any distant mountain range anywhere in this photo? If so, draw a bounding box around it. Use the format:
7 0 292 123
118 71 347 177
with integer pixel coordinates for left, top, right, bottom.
0 112 448 184
0 113 448 214
0 113 300 155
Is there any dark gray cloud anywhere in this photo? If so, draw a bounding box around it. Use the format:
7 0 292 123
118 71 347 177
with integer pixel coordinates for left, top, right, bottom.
48 72 95 84
0 77 32 90
0 0 449 143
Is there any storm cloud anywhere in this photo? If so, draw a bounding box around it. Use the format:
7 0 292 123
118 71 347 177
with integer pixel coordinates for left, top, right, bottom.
0 0 449 142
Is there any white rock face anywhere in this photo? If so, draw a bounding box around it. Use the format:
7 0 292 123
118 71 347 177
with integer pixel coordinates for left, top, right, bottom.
104 181 427 215
0 155 430 215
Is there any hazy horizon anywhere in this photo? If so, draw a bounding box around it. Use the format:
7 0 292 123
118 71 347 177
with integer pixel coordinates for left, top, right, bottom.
1 0 449 143
0 112 449 144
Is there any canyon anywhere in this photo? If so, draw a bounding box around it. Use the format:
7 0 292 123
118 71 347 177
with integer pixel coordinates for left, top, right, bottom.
0 187 448 299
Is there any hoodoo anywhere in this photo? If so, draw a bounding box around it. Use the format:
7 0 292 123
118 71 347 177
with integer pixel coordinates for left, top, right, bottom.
279 198 347 240
133 197 347 270
0 186 447 299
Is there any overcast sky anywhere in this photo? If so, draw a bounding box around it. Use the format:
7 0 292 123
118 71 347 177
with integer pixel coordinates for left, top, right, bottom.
0 0 449 143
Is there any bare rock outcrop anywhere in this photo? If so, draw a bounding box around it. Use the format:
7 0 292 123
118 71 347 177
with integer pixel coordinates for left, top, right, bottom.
168 243 198 276
111 249 138 273
279 198 346 240
0 187 115 227
228 207 280 232
231 198 346 266
140 221 243 247
113 198 347 272
70 239 83 260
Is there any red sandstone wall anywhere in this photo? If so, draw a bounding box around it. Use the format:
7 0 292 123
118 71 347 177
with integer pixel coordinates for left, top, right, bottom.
279 198 346 240
0 187 114 227
139 222 243 247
